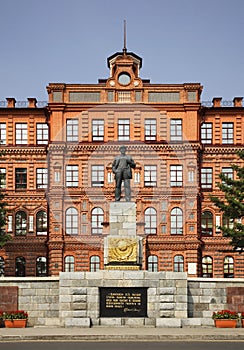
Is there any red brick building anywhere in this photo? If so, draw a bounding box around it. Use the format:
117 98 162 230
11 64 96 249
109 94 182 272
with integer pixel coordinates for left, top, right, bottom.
0 48 243 277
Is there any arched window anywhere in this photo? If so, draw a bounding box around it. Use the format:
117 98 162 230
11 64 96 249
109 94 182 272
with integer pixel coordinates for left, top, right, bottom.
91 208 104 234
174 255 184 272
170 208 183 235
201 211 213 235
0 256 4 276
90 256 100 272
144 207 157 234
202 256 213 277
224 256 234 278
36 256 47 276
147 255 158 272
15 211 27 236
64 256 75 272
36 211 47 235
65 207 78 235
15 256 26 277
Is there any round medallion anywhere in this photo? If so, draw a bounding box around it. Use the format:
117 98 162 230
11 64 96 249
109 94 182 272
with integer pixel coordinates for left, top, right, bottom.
118 73 131 85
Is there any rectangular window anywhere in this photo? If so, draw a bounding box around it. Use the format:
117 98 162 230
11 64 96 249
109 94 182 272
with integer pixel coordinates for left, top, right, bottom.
66 165 79 187
92 120 104 141
91 165 104 187
15 123 27 144
107 91 114 102
222 167 233 180
36 123 48 144
36 168 48 189
118 119 130 141
0 168 6 188
118 91 131 103
144 165 157 187
201 168 213 189
170 165 183 187
148 92 180 102
69 92 100 102
145 119 157 141
0 123 6 144
201 123 212 144
66 119 78 142
15 168 27 189
170 119 182 141
222 123 234 144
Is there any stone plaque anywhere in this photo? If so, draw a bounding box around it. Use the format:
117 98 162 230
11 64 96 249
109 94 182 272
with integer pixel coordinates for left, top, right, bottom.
100 287 147 317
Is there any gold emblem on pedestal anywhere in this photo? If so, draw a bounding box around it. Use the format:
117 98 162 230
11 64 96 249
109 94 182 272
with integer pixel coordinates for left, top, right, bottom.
108 237 137 262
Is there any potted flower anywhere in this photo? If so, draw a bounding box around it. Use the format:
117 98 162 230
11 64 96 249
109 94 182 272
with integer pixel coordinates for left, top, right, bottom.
3 310 28 328
212 309 239 328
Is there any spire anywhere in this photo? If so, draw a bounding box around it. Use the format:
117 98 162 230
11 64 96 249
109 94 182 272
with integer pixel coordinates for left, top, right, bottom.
123 20 127 55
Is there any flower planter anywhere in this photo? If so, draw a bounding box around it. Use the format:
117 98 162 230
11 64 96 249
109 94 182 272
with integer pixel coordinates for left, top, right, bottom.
214 319 237 328
4 319 27 328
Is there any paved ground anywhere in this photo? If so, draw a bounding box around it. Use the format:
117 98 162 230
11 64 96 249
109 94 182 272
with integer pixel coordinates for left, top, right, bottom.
0 326 244 342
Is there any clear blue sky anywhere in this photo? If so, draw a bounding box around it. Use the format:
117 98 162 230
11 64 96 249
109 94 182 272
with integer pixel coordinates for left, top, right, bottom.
0 0 243 102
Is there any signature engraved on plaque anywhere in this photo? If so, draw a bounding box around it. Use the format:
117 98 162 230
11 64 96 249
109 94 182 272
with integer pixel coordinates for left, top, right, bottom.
108 237 137 262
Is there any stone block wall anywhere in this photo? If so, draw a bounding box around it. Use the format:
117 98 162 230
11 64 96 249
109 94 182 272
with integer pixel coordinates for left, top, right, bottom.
59 271 187 327
1 275 244 328
0 277 59 326
188 278 244 318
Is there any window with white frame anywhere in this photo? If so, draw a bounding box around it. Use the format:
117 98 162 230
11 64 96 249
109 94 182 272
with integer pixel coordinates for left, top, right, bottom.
15 123 27 144
66 119 78 142
221 167 234 184
0 123 6 144
144 165 157 187
91 207 104 234
66 165 79 187
91 165 104 187
65 207 78 235
64 256 75 272
174 255 184 272
92 120 104 141
145 119 156 141
170 207 183 235
118 119 130 141
36 168 48 189
202 256 213 277
201 123 212 144
170 119 182 141
147 255 158 272
90 256 100 271
144 207 157 234
201 168 212 189
222 122 234 144
36 123 48 144
170 165 183 187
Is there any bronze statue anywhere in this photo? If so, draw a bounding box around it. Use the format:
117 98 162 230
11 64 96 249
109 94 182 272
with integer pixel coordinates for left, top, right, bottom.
112 146 136 201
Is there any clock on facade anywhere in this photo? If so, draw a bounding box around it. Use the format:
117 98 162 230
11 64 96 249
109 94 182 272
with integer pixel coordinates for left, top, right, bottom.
118 72 131 85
